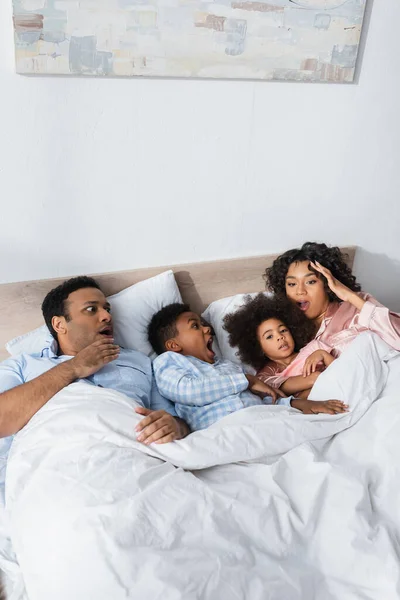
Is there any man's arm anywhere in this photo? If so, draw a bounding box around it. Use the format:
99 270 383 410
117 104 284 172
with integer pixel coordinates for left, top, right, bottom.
0 339 120 438
0 361 79 438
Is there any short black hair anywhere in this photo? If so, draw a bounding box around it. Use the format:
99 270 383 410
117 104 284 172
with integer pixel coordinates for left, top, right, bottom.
223 293 316 370
148 303 191 355
41 276 102 340
265 241 361 303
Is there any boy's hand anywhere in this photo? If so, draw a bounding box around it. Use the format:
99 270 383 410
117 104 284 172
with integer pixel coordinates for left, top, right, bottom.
135 408 183 445
303 350 334 377
291 398 349 414
245 374 286 403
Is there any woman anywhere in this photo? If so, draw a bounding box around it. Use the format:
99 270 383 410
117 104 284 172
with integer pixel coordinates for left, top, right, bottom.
264 242 400 354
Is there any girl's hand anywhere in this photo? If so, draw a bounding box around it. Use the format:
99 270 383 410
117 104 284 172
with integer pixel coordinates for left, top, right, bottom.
303 350 333 377
245 374 285 403
310 261 365 309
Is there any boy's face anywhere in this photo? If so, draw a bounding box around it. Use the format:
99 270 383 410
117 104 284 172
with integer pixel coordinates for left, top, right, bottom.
257 318 295 362
166 312 215 364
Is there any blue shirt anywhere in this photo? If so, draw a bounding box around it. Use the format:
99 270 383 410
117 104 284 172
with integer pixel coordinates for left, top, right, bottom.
0 339 178 504
0 338 177 416
153 352 292 431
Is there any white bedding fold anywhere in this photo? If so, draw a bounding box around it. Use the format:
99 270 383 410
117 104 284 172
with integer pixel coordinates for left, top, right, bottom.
4 332 400 600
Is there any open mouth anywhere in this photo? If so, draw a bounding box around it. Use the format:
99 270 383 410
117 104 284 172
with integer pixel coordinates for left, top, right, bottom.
206 336 215 358
99 326 113 336
279 343 289 351
297 301 310 312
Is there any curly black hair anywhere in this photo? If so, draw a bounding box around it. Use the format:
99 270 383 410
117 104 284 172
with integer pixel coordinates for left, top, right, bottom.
41 276 101 341
265 242 361 303
148 302 191 356
223 293 317 371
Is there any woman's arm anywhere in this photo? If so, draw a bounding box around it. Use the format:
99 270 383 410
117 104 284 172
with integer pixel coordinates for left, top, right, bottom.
312 261 400 351
354 298 400 351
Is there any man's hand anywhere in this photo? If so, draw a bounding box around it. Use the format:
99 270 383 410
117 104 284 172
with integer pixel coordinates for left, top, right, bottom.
69 338 120 379
245 374 286 403
135 408 187 444
291 398 348 414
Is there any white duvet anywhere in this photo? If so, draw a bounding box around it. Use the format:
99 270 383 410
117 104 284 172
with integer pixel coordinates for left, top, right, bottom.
3 332 400 600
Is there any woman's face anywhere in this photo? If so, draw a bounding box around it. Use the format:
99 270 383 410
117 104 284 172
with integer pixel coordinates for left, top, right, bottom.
285 260 329 320
257 318 295 362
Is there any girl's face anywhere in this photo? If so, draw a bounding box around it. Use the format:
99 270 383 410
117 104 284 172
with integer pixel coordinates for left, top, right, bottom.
257 318 295 362
285 260 329 321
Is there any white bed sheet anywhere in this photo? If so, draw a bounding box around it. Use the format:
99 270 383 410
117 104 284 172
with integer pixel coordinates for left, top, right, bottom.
2 333 400 600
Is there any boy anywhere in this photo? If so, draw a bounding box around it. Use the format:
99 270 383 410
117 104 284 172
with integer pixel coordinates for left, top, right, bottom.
148 303 348 431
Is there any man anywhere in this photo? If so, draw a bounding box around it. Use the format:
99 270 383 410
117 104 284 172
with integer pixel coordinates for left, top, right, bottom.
0 276 190 444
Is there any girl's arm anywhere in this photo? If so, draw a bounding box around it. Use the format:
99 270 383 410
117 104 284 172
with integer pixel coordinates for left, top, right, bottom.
257 363 320 394
279 372 320 395
296 388 312 400
256 364 287 389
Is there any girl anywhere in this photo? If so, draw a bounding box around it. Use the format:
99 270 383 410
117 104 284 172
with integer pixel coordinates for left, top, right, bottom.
223 294 336 397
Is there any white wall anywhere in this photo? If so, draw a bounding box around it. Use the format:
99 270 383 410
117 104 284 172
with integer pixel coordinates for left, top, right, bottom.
1 0 399 309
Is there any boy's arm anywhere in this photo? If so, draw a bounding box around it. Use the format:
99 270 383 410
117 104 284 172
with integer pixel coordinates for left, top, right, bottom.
154 355 249 407
290 398 348 414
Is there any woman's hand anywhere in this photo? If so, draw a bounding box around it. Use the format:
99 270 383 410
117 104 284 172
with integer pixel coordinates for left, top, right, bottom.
311 261 365 309
302 349 335 377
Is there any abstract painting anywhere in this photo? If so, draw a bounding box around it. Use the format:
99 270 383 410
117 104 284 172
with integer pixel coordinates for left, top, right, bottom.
12 0 368 82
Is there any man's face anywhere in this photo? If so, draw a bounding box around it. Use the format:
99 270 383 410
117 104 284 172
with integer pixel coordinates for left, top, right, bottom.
55 287 113 354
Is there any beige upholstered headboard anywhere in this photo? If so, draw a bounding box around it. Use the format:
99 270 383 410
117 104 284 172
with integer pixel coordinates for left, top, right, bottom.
0 247 356 362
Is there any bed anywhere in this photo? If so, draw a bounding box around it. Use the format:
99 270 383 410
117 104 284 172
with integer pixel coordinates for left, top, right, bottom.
2 246 400 600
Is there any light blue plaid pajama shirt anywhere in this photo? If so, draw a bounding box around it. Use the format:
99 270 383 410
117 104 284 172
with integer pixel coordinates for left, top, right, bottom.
153 351 292 431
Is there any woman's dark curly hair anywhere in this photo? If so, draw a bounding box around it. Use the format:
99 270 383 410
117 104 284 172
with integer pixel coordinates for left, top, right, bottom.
265 242 362 303
223 293 317 371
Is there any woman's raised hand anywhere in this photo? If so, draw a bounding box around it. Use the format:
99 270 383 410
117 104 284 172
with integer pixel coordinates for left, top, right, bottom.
311 261 365 309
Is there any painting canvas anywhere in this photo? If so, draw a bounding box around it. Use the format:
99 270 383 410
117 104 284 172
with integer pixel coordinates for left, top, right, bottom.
12 0 367 82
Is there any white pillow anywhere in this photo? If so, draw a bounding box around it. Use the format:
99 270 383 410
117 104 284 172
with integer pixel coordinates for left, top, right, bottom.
108 270 182 358
6 270 182 359
202 292 272 370
5 325 52 357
